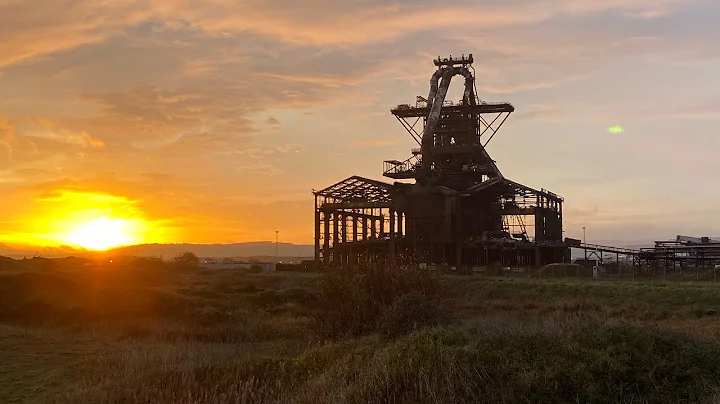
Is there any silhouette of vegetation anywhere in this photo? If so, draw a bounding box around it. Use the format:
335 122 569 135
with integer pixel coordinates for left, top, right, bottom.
313 264 447 339
5 257 720 403
173 251 199 268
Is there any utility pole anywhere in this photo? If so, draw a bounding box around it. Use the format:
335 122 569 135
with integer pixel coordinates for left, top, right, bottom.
583 227 586 244
275 230 279 259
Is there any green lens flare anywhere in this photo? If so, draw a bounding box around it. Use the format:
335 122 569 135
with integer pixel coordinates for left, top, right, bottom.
609 126 623 134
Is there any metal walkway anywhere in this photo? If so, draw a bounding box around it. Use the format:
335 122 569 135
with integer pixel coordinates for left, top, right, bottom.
576 243 639 256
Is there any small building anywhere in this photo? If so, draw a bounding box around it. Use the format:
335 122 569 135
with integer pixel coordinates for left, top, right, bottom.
573 259 598 269
200 258 276 272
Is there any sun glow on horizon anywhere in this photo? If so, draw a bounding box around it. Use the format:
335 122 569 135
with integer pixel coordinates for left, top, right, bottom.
0 189 170 250
64 217 143 250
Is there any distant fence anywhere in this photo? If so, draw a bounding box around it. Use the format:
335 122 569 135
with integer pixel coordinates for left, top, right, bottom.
447 264 720 283
276 261 319 273
200 261 276 272
280 260 720 282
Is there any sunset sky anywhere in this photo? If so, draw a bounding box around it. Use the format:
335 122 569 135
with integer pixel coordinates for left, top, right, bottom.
2 0 720 248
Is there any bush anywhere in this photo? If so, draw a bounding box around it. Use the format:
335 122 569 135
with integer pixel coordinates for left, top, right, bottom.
173 252 199 268
377 292 450 339
313 264 447 339
122 257 172 286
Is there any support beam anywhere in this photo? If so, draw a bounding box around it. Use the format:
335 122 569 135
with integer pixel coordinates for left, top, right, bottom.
389 209 396 258
332 212 339 261
397 213 404 238
353 215 359 242
341 213 347 244
380 213 385 237
314 201 321 263
323 212 330 265
362 216 368 241
455 209 462 267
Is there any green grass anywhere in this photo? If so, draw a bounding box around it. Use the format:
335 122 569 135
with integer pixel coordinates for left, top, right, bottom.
5 258 720 403
454 277 720 318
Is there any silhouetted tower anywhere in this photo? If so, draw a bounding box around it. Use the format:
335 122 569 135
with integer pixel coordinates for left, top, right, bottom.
383 54 513 190
275 230 279 258
384 54 524 264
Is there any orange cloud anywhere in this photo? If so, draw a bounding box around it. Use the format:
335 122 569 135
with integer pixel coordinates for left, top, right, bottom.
0 0 719 248
0 115 82 171
353 138 400 147
0 0 711 68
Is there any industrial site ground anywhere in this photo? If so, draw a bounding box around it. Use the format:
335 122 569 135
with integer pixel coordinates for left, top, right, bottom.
5 257 720 403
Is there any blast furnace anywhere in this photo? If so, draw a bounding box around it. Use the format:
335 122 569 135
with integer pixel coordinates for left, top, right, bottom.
313 55 569 268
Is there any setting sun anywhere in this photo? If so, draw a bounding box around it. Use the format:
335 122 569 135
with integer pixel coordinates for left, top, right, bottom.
65 217 141 250
0 189 172 250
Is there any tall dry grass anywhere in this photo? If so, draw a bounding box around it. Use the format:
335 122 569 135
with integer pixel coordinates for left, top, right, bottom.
313 264 449 339
5 257 720 403
49 324 720 404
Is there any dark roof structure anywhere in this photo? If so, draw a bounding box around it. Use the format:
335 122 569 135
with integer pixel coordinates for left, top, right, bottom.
313 176 393 203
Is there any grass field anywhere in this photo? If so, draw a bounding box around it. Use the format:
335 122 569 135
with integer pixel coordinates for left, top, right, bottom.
4 256 720 403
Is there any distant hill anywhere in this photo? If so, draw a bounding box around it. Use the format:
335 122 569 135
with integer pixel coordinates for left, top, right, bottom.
0 242 314 260
4 236 715 261
0 244 84 259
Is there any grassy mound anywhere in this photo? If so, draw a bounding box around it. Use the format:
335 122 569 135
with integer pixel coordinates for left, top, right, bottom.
55 325 720 404
324 326 720 404
313 264 447 339
7 257 720 404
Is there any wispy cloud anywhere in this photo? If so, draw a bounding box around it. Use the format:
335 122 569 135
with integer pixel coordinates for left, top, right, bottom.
234 161 283 177
629 101 720 120
353 138 400 147
0 0 719 245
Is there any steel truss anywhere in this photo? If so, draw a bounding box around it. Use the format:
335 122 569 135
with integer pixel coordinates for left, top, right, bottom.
313 176 405 265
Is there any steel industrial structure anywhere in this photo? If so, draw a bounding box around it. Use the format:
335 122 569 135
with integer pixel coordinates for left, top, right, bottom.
570 235 720 276
639 236 720 269
313 55 569 268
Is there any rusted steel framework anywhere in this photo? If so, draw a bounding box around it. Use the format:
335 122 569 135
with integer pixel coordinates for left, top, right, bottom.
313 176 404 265
639 236 720 271
568 235 720 280
313 54 569 268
